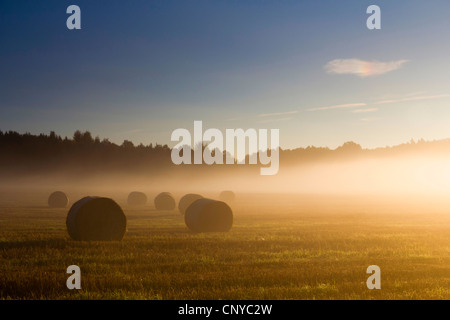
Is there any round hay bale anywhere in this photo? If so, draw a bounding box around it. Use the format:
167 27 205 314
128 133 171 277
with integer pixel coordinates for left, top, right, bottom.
127 191 147 206
219 190 236 203
66 197 127 241
185 198 233 232
178 193 203 215
154 192 176 210
48 191 69 208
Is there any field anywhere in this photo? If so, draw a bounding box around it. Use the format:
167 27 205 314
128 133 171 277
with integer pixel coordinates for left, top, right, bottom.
1 191 450 300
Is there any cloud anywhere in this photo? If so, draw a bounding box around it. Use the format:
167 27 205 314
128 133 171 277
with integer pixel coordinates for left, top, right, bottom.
258 110 299 118
375 94 450 105
324 59 408 77
352 108 378 113
307 103 366 112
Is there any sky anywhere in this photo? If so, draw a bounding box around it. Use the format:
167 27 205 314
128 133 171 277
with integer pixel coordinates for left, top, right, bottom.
1 0 450 150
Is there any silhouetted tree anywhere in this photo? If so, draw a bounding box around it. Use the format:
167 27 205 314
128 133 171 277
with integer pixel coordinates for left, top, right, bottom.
121 140 134 149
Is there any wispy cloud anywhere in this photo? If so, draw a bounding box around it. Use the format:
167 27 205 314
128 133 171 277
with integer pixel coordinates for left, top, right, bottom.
324 59 408 77
308 103 366 112
352 108 378 113
252 92 448 121
375 94 450 105
257 110 299 118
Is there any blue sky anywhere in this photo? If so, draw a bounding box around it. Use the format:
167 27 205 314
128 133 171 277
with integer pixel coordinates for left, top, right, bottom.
1 0 450 149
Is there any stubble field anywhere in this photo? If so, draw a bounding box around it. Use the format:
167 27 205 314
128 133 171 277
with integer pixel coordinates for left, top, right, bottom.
1 191 450 300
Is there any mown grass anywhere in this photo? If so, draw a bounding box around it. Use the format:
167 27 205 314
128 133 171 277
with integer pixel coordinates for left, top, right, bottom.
1 194 450 299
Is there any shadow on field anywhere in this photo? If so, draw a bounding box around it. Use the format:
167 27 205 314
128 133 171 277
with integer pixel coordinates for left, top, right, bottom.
0 238 67 250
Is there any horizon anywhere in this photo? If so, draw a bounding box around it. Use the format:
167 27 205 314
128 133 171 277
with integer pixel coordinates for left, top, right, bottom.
1 127 448 152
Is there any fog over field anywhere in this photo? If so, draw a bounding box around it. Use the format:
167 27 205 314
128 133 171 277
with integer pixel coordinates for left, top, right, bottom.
3 148 450 215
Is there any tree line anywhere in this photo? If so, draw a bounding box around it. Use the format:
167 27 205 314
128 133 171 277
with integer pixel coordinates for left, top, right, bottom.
1 130 449 178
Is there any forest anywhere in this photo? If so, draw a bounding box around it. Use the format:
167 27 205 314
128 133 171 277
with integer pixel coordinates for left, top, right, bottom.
1 129 449 179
